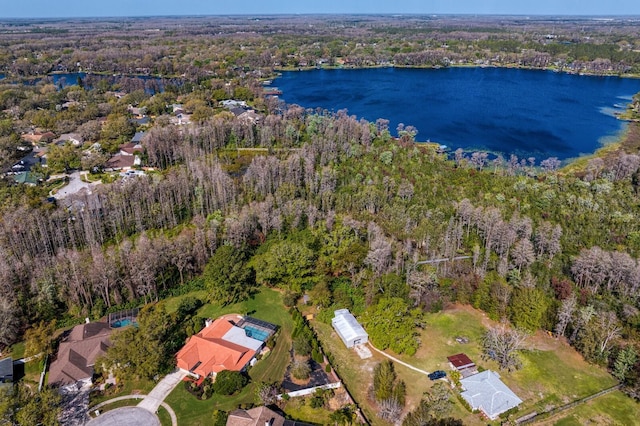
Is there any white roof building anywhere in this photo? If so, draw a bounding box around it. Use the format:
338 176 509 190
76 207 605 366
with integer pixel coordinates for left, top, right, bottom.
222 326 263 351
332 309 368 348
460 370 523 420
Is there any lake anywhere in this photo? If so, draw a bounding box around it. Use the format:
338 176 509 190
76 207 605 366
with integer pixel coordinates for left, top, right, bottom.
274 67 640 161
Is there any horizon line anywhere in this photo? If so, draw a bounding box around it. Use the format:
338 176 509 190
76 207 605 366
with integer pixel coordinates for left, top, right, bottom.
2 13 640 20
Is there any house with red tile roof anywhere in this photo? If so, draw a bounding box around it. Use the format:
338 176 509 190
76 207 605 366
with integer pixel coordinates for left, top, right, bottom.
176 317 266 379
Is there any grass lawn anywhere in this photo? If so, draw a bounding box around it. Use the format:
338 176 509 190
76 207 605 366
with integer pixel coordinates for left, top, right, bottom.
89 377 157 406
164 288 294 425
282 398 331 425
164 290 208 314
538 390 640 426
311 319 390 426
157 405 173 426
9 342 25 359
312 303 635 426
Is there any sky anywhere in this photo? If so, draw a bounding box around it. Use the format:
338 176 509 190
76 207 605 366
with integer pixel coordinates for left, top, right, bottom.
3 0 640 19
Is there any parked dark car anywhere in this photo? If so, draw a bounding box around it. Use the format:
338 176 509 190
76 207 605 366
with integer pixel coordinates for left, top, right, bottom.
428 370 446 380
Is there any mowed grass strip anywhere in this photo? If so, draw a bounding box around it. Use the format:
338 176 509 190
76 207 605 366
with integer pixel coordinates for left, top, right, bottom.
538 390 640 426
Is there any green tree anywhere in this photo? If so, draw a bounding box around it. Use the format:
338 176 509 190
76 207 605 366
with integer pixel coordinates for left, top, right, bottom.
614 346 638 382
100 115 135 152
329 405 357 425
46 143 81 172
14 386 61 426
213 370 248 395
24 320 56 358
509 286 548 333
98 303 174 380
360 297 425 355
254 240 316 293
373 360 396 401
204 245 256 305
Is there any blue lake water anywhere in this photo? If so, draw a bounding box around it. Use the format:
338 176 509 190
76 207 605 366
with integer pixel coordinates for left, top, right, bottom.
275 67 640 161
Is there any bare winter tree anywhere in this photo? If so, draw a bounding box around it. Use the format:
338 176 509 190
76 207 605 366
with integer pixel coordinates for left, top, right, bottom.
540 157 561 172
0 297 21 348
595 311 622 358
511 238 535 272
482 324 528 371
377 398 403 422
555 294 577 338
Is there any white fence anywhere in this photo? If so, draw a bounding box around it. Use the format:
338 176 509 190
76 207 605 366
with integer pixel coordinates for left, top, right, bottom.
277 381 342 399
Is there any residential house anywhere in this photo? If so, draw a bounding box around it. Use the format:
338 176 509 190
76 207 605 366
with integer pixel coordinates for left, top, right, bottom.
20 131 55 145
227 406 285 426
48 321 112 391
176 317 274 379
238 110 262 125
332 309 368 349
104 154 136 171
54 133 84 146
459 370 522 420
131 131 146 144
0 358 13 384
12 171 42 186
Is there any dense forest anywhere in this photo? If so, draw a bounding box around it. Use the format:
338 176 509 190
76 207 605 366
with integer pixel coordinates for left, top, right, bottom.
2 14 640 424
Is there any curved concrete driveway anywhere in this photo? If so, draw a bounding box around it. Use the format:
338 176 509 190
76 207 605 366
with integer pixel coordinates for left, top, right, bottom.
137 369 187 413
86 406 160 426
88 369 186 426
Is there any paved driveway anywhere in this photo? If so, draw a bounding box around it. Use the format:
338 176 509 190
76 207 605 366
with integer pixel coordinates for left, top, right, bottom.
86 407 159 426
137 369 187 413
52 171 101 199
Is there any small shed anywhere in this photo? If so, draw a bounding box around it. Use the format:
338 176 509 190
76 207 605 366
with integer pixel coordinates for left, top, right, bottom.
332 309 368 348
447 353 477 376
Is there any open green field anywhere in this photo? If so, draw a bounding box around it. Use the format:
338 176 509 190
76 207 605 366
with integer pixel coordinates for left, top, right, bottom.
537 390 640 425
311 304 638 425
164 288 294 426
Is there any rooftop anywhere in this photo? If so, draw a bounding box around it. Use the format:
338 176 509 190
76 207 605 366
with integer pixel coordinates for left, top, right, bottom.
460 370 522 420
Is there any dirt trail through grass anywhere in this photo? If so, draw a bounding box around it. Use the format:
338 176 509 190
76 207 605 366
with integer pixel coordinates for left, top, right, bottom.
368 342 431 376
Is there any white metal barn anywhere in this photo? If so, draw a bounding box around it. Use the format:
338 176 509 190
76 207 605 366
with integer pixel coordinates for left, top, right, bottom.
332 309 369 348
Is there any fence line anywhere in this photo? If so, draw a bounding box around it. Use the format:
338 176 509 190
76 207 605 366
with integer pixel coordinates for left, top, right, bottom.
277 382 342 399
515 384 622 424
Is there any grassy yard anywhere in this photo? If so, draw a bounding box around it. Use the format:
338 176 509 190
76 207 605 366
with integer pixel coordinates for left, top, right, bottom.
164 287 294 425
538 390 640 425
281 398 331 425
312 303 638 426
89 377 157 406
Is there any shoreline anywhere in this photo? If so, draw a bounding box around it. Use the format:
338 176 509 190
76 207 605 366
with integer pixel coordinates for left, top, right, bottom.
273 63 640 80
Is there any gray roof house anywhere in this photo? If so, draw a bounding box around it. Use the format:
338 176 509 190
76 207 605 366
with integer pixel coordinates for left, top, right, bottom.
0 358 13 384
460 370 522 420
332 309 368 349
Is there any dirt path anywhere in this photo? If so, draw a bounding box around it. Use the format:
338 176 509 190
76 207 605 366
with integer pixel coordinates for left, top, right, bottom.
368 342 431 376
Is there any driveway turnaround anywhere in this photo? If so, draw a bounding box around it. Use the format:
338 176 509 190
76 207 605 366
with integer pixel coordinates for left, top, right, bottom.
137 369 187 413
86 407 160 426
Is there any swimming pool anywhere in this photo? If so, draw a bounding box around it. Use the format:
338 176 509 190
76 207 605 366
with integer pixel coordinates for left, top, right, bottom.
243 325 271 342
111 318 137 328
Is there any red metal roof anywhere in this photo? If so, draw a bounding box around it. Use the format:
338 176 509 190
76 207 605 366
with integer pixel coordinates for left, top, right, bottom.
447 353 475 370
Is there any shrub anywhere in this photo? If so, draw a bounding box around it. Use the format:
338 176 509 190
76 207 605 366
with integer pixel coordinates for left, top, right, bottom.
291 359 311 380
213 370 248 395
